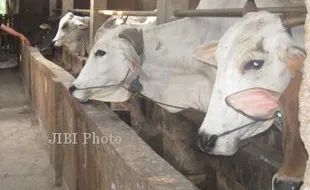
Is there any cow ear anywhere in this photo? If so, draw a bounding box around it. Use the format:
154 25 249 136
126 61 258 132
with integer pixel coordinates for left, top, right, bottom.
193 41 218 68
225 88 281 121
119 28 145 77
75 20 88 29
123 45 146 78
286 46 306 75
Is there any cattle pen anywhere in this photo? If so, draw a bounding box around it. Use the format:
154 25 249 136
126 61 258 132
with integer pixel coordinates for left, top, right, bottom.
1 0 310 190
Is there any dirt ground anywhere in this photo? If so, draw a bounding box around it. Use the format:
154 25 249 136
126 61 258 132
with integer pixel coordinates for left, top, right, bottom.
0 68 67 190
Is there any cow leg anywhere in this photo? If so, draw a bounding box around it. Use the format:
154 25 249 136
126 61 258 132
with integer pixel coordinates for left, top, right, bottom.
272 116 308 190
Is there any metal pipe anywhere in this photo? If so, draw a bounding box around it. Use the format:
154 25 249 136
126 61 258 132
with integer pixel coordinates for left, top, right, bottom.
98 10 157 17
174 6 306 17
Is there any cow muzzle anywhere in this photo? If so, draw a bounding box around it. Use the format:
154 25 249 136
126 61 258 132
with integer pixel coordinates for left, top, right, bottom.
272 176 303 190
68 85 89 103
197 133 217 153
69 85 77 95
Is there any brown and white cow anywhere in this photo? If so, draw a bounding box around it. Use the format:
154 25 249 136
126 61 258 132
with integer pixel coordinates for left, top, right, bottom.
194 8 306 189
226 68 308 189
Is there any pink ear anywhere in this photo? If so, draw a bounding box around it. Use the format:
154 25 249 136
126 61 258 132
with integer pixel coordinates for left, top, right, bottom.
126 55 146 78
225 88 281 120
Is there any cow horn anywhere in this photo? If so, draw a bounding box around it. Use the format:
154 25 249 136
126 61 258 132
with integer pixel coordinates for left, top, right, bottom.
243 0 257 16
103 17 118 29
119 28 144 56
122 15 129 24
280 13 306 28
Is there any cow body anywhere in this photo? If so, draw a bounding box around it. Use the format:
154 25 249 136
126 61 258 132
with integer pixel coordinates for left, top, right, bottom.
273 71 308 189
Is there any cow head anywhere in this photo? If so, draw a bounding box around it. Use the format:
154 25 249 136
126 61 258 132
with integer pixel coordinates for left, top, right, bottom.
52 12 89 48
196 11 305 155
70 26 145 102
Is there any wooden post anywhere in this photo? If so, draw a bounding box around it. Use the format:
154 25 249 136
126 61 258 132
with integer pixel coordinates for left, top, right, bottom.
156 0 190 25
156 0 168 25
89 0 107 49
49 0 57 16
62 0 74 15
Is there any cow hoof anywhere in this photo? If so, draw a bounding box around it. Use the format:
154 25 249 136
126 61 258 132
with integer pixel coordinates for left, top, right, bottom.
272 177 303 190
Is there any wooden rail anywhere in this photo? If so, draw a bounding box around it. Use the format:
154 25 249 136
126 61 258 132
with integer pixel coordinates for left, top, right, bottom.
0 14 20 55
174 6 306 17
98 10 157 16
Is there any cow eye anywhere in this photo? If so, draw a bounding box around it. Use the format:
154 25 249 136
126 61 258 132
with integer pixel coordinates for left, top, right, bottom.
62 23 68 30
95 50 106 56
244 60 264 70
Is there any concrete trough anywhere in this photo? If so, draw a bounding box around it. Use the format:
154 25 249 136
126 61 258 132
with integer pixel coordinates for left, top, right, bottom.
20 45 199 190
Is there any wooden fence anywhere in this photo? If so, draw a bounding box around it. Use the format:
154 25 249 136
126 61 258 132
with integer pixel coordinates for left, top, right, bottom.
20 44 198 190
0 14 20 55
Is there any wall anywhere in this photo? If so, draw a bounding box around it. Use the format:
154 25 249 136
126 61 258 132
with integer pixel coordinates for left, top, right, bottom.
135 0 200 10
73 0 136 10
300 0 310 189
73 0 200 10
19 0 50 44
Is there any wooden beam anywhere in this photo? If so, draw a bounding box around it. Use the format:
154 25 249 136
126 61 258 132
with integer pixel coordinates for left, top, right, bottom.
156 0 168 25
49 0 57 16
156 0 190 24
98 10 157 16
62 0 74 15
89 0 107 49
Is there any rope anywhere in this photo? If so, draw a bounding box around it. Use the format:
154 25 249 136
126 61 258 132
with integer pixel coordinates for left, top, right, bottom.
74 69 131 90
135 93 188 110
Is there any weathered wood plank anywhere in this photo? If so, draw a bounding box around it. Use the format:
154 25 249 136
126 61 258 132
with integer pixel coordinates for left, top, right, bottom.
49 0 57 16
62 0 74 15
89 0 107 49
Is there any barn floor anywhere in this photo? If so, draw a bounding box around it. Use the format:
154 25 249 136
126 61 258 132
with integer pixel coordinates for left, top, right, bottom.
0 68 66 190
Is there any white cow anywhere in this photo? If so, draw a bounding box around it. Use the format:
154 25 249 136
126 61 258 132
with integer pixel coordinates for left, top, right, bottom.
70 0 303 113
196 10 305 190
196 11 305 155
52 12 157 57
52 12 90 56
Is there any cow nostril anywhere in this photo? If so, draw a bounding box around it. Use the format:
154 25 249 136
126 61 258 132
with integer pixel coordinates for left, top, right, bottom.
273 177 303 190
197 133 218 153
69 85 77 95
